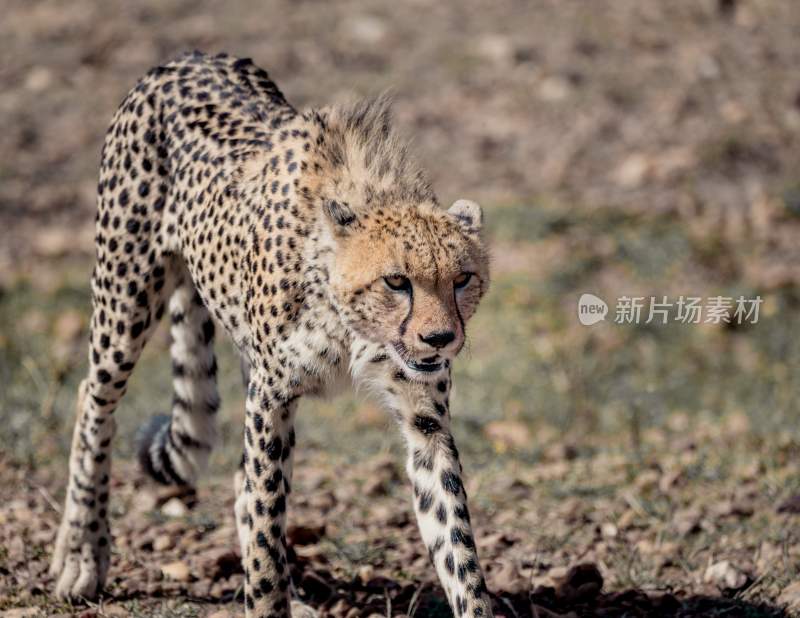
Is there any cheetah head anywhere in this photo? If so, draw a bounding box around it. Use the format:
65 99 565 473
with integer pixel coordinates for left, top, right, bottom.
323 198 490 381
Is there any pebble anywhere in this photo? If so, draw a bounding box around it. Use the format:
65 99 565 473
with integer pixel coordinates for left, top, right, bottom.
153 533 175 551
160 560 192 583
161 497 189 518
703 560 747 590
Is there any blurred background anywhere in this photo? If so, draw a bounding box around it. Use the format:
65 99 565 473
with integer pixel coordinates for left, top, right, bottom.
2 1 800 616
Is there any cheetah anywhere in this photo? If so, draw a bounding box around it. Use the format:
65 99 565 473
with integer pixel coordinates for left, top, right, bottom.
51 51 492 617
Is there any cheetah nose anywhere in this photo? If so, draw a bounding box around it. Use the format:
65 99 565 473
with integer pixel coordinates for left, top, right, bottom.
419 331 455 349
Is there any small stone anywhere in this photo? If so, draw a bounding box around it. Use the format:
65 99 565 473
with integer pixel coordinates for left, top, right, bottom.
346 15 386 44
161 497 189 518
545 565 569 586
538 76 571 102
53 310 84 343
634 469 660 490
555 563 603 603
777 494 800 514
198 548 242 580
672 507 702 536
0 608 40 618
288 523 325 546
614 154 651 189
600 522 618 539
489 560 525 595
362 475 389 497
160 560 193 582
358 564 374 584
25 66 53 92
617 509 637 530
153 533 175 551
484 420 532 451
703 560 748 590
778 581 800 612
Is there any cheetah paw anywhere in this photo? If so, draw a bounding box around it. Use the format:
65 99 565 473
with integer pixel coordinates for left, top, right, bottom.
50 532 108 600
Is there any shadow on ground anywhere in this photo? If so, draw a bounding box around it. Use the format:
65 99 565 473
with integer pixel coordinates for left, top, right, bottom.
99 557 786 618
286 559 786 617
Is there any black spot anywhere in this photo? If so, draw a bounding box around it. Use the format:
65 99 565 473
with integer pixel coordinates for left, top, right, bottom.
126 218 140 234
441 470 461 495
454 504 471 522
429 535 444 556
414 415 441 435
259 577 273 594
450 527 474 548
418 490 433 513
268 494 286 516
445 552 455 575
266 437 282 461
265 469 282 492
464 557 478 573
97 369 111 383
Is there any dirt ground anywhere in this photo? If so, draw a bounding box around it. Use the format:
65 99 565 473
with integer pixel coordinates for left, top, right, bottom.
2 1 800 617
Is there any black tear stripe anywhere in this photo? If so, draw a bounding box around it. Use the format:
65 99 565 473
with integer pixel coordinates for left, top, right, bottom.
453 285 466 343
398 286 414 337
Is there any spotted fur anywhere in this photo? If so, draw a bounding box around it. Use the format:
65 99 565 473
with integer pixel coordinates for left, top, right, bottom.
51 51 492 618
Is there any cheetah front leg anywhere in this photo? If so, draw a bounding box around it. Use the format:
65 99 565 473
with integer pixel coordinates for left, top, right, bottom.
239 366 298 616
360 357 493 617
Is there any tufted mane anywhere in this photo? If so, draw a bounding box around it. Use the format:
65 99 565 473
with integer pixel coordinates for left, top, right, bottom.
310 94 437 207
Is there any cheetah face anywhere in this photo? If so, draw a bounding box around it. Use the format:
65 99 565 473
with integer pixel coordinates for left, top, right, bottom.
326 199 490 381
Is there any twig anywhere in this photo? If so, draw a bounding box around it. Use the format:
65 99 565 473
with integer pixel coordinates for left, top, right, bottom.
33 482 62 514
407 582 424 618
384 587 392 617
499 596 520 618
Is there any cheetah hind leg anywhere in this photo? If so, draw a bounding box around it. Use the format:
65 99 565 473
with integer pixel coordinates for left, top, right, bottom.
136 278 219 489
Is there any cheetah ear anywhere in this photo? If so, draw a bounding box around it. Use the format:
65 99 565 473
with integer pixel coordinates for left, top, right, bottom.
448 199 483 234
322 199 357 235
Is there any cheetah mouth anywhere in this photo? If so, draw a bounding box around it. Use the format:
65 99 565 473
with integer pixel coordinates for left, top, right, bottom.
389 342 445 377
405 359 443 373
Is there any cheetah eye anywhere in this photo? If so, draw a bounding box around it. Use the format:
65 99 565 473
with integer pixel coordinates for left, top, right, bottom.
384 274 411 292
453 272 473 289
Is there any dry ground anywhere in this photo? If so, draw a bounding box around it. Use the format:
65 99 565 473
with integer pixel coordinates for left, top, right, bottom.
2 1 800 616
